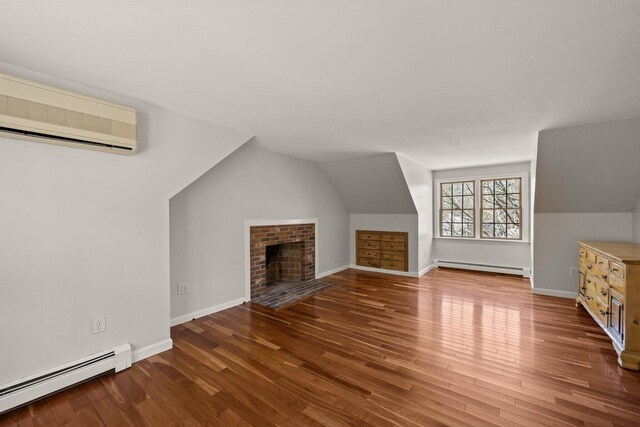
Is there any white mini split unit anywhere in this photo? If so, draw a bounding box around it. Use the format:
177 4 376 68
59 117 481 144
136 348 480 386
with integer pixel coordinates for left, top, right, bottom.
0 72 137 154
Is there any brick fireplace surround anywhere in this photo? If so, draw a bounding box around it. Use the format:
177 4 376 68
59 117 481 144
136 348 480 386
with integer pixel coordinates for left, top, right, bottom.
249 223 315 298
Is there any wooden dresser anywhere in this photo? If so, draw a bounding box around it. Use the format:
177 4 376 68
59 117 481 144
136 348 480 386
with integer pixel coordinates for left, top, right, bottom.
356 230 408 272
577 241 640 369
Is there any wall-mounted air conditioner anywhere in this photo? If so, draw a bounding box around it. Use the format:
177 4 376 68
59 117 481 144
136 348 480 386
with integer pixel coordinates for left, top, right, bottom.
0 72 137 154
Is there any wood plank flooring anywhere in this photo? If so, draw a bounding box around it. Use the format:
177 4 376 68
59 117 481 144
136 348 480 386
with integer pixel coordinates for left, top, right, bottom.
2 267 640 426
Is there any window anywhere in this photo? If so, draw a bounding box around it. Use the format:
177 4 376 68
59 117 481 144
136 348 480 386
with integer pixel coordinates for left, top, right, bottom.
480 178 521 239
437 176 525 241
440 181 475 237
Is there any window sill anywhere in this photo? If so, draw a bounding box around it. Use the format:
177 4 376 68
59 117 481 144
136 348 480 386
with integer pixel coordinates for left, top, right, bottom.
433 237 530 245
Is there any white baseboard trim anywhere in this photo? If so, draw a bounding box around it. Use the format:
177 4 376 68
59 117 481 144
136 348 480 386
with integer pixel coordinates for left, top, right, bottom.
419 264 435 277
435 260 528 277
317 265 350 278
170 297 245 327
132 338 173 363
349 264 419 278
532 288 577 299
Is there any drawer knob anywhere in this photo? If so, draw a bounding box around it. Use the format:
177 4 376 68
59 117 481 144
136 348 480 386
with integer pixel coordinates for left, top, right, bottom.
599 309 611 316
602 274 608 280
586 296 591 300
586 279 591 284
581 287 586 290
600 290 607 296
587 265 593 269
634 320 639 325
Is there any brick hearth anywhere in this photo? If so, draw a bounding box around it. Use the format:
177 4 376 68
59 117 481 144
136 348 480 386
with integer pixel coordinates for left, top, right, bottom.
249 223 315 298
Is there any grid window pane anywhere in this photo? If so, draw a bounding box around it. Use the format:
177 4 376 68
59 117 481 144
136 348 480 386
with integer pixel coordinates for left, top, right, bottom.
480 177 521 240
452 196 463 209
463 195 474 209
482 195 494 208
440 180 475 238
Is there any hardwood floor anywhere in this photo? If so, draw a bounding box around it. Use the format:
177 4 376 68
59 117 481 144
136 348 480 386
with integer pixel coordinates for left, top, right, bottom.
2 267 640 426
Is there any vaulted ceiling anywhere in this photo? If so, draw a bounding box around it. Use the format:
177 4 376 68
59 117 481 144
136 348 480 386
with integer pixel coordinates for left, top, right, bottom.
1 1 639 169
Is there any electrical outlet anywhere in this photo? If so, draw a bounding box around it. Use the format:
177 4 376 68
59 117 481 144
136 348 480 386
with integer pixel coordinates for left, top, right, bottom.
569 267 579 276
92 316 106 334
177 282 190 295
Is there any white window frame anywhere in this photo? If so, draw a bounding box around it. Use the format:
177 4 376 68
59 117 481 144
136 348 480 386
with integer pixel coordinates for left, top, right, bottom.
434 172 530 243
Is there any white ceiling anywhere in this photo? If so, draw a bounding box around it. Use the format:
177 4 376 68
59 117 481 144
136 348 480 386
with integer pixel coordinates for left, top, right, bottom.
1 1 639 170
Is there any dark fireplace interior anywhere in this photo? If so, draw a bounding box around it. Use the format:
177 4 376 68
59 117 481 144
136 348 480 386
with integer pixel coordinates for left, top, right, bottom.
265 242 303 285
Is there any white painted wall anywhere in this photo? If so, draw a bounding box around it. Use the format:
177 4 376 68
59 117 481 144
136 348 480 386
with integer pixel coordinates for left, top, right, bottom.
320 154 417 214
533 118 640 296
396 155 433 272
432 162 532 271
350 214 418 273
533 213 633 296
170 144 349 321
0 65 251 385
536 117 640 213
634 196 640 244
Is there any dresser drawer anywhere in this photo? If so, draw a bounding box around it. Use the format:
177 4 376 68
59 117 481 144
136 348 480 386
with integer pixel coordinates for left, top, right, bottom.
358 232 380 241
579 246 587 259
381 234 405 243
358 240 380 250
358 249 380 259
586 250 597 263
381 260 404 271
609 274 625 295
587 296 609 327
593 278 609 301
595 255 610 271
381 251 405 262
357 257 380 268
610 262 625 280
381 241 404 251
579 257 589 273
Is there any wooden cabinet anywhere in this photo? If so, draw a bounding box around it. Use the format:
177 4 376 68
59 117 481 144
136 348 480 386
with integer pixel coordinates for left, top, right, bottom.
576 241 640 369
357 230 408 272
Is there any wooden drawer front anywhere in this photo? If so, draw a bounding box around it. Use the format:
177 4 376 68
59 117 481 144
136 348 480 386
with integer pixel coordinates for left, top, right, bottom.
595 255 610 271
359 232 381 241
381 241 404 251
594 279 609 301
609 274 625 295
381 251 405 262
585 261 606 281
358 249 380 259
381 234 405 243
357 257 380 268
579 272 586 295
587 295 609 327
579 257 589 273
586 250 597 263
579 246 587 259
610 262 625 280
358 240 380 250
584 274 597 296
381 260 404 271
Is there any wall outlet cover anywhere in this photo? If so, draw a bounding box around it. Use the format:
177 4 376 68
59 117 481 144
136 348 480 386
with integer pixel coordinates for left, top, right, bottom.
569 267 579 276
177 282 190 295
92 315 106 334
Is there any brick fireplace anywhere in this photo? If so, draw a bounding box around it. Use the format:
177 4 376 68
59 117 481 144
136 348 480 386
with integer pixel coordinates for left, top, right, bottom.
249 223 315 298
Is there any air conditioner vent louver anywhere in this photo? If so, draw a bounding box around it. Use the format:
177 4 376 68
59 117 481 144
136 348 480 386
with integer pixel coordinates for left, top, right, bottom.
0 72 137 155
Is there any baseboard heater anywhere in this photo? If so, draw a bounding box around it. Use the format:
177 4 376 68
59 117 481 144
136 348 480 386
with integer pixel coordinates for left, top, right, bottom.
0 343 131 414
435 260 530 278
